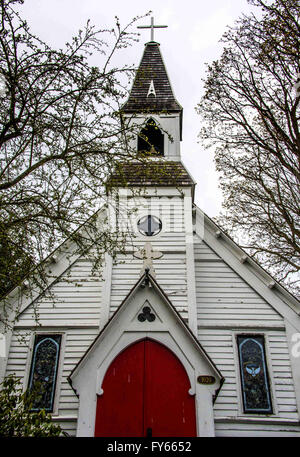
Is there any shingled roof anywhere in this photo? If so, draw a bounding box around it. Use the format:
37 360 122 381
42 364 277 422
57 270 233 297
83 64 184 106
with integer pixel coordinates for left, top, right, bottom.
107 161 195 188
122 42 182 113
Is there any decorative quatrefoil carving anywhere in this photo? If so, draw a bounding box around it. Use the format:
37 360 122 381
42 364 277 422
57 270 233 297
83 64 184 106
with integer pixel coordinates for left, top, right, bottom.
138 306 156 322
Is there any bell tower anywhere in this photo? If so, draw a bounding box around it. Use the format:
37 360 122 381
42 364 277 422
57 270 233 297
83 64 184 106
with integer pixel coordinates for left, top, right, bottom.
108 21 197 335
122 22 183 161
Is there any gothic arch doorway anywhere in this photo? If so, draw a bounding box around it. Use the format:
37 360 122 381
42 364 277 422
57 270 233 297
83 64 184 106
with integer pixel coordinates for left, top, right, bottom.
94 339 197 437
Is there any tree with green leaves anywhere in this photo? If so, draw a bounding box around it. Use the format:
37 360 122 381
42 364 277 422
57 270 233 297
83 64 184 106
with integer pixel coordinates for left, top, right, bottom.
197 0 300 296
0 374 65 436
0 0 151 328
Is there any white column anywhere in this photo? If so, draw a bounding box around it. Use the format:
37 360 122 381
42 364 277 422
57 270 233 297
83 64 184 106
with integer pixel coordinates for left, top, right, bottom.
184 190 198 335
195 384 215 437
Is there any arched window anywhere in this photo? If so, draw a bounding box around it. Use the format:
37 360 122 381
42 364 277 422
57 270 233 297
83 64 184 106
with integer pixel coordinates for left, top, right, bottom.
138 119 164 155
237 335 272 414
28 334 61 411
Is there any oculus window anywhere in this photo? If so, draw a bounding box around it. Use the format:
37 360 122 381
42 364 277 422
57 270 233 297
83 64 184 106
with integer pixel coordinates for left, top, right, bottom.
138 119 164 155
28 334 61 412
237 335 272 414
137 215 162 236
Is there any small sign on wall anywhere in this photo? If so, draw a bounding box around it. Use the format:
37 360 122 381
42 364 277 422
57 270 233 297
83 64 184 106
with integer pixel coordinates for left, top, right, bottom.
197 375 216 385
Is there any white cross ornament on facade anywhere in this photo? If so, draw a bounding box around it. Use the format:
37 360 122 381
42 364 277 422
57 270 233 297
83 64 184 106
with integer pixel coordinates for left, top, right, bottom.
137 16 168 42
133 242 163 278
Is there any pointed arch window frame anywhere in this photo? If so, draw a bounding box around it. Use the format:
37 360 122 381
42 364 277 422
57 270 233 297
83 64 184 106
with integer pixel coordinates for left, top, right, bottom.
237 334 273 415
137 118 164 156
27 334 62 413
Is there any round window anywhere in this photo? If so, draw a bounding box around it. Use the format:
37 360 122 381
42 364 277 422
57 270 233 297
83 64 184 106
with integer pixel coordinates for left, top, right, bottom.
137 215 162 236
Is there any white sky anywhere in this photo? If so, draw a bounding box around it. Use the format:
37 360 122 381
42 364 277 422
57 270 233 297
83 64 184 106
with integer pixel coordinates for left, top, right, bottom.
18 0 257 217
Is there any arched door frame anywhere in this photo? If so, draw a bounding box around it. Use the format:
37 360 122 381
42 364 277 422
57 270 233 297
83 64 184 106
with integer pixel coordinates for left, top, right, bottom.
95 337 197 437
96 332 196 397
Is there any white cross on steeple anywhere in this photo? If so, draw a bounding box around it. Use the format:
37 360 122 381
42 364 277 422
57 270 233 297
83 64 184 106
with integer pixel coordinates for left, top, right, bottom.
137 16 168 42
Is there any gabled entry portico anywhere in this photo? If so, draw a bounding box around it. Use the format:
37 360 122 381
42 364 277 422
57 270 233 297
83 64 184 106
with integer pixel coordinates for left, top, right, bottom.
95 339 197 437
69 272 224 437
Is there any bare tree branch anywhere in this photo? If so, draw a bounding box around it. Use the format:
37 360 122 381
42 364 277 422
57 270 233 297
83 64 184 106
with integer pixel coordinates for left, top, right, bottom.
197 0 300 297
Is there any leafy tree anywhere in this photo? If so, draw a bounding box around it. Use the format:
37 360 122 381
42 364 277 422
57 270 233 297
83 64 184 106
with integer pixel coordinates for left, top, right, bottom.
0 374 65 436
0 0 151 327
197 0 300 296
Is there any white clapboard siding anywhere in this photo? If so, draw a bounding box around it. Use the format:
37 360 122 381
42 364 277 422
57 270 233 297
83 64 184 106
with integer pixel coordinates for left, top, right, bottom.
4 198 299 437
194 238 283 326
198 329 299 428
110 195 188 317
5 253 105 436
57 328 100 417
126 195 185 231
16 258 104 327
110 250 188 319
5 327 100 436
5 331 31 379
215 422 300 437
194 241 221 261
52 420 77 437
195 237 299 426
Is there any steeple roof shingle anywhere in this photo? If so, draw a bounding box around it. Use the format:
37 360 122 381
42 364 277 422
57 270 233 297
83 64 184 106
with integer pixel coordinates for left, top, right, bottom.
122 42 182 113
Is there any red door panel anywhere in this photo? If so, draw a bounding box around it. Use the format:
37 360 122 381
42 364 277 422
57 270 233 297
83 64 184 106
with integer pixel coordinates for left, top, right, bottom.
144 340 196 437
94 341 145 437
94 339 196 437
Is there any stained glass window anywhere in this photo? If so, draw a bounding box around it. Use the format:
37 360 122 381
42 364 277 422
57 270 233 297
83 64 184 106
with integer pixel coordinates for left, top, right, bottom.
237 335 272 414
28 334 61 412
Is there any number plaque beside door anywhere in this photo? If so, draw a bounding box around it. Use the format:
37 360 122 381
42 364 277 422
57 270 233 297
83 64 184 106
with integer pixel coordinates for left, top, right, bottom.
197 375 216 385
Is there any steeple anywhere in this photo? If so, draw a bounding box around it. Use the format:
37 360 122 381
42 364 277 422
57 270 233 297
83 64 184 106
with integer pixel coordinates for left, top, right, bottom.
122 41 182 115
122 37 184 159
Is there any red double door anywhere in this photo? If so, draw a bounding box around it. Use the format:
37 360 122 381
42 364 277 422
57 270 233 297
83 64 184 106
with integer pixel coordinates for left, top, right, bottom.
94 339 196 437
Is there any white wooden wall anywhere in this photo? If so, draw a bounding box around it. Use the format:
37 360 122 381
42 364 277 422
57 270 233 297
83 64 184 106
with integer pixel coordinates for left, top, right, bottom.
4 191 191 437
110 194 189 320
5 257 105 436
4 197 300 437
194 235 300 436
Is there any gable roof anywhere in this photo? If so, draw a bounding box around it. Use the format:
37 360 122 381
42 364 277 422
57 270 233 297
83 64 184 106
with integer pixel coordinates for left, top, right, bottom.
122 42 182 114
107 161 195 189
69 270 224 397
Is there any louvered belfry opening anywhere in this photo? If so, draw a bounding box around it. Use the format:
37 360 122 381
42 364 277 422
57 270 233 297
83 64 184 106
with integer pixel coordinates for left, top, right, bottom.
138 119 164 155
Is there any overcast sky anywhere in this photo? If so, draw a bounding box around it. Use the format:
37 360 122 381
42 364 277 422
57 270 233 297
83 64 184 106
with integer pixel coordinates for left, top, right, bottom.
18 0 257 217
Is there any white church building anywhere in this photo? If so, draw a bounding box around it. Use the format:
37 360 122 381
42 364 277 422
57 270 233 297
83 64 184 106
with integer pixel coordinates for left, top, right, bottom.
1 26 300 437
